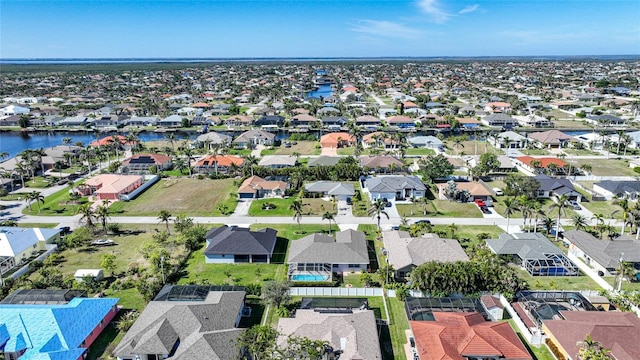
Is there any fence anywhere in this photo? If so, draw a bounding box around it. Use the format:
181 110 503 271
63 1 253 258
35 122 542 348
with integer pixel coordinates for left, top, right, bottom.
9 245 58 280
499 294 544 345
120 175 159 201
566 252 614 291
289 287 383 297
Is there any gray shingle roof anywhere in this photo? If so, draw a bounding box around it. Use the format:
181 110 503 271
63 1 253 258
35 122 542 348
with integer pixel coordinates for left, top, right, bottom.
304 181 355 196
366 175 426 193
382 231 469 271
114 291 245 359
287 229 369 264
233 129 275 143
205 226 277 256
534 174 577 193
563 230 640 268
308 156 341 167
485 232 564 260
594 181 640 194
277 310 382 360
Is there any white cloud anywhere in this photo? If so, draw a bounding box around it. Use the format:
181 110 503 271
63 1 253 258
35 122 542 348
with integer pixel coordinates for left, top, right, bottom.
416 0 450 23
350 20 421 39
459 4 479 14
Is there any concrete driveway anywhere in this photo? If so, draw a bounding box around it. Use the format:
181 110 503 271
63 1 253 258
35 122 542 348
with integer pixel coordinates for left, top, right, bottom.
231 199 253 217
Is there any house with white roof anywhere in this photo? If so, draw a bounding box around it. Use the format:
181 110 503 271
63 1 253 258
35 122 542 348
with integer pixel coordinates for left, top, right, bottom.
0 105 30 116
0 227 61 270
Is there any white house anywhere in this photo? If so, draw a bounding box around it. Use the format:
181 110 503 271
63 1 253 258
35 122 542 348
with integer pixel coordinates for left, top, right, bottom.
1 105 30 116
0 227 60 270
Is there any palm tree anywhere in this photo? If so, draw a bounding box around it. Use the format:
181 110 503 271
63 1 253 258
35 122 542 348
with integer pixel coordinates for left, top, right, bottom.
570 214 590 231
577 334 613 360
182 148 195 176
96 200 111 234
538 215 557 235
158 210 172 233
244 155 259 176
518 198 534 232
322 211 335 235
452 137 465 156
502 197 518 234
580 163 593 175
368 198 390 230
615 198 631 234
549 194 569 241
289 199 304 234
27 191 45 213
79 204 96 231
0 151 8 161
62 137 73 152
165 133 176 151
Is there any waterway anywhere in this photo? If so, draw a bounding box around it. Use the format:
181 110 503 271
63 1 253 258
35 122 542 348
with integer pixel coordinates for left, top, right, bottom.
306 84 334 99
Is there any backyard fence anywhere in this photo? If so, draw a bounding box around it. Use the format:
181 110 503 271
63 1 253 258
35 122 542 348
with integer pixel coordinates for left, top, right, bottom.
289 287 383 297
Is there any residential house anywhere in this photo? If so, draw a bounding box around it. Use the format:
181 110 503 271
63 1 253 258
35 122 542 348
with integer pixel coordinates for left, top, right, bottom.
304 181 355 201
489 131 528 149
320 132 355 148
362 132 398 149
58 116 91 127
355 115 381 129
258 155 296 168
114 287 246 360
0 297 119 360
436 181 493 202
407 136 443 150
126 116 158 127
514 114 552 128
0 115 20 127
0 105 30 116
193 155 243 175
320 116 348 128
287 229 369 282
386 115 415 128
593 180 640 200
277 310 382 360
382 231 469 280
565 230 640 276
515 156 567 174
364 175 426 201
484 101 512 113
79 174 144 200
41 145 83 170
457 117 481 129
316 107 341 116
410 312 532 360
291 113 318 127
542 311 640 360
307 156 341 167
93 115 123 128
194 131 232 150
0 227 60 271
254 115 285 127
468 155 516 174
533 174 582 201
587 114 626 127
121 154 172 174
481 113 519 128
360 155 405 173
90 135 137 151
528 130 572 148
237 175 287 199
204 226 277 263
233 130 275 148
158 115 183 128
486 232 578 276
224 115 253 127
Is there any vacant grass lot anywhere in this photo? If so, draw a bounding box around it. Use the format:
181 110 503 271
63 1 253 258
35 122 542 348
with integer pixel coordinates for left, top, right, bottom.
397 200 482 218
575 159 637 176
109 178 237 216
248 197 333 216
260 141 321 156
444 140 500 156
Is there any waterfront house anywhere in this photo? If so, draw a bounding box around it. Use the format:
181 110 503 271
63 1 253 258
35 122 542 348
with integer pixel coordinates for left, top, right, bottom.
121 153 172 174
79 174 144 200
194 131 232 150
320 132 355 148
233 129 275 148
158 115 183 128
192 154 243 175
360 155 405 173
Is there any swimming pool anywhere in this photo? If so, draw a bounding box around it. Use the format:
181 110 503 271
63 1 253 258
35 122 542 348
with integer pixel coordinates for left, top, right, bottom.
291 274 330 282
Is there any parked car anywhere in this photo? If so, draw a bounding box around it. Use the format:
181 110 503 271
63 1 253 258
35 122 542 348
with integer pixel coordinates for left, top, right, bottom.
346 197 352 205
414 219 432 225
57 226 71 235
480 206 491 214
474 199 486 207
91 239 116 246
493 188 503 196
391 226 400 230
568 200 581 210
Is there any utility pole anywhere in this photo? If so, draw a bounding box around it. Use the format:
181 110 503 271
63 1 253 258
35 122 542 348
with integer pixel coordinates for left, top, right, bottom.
616 252 624 292
161 255 166 284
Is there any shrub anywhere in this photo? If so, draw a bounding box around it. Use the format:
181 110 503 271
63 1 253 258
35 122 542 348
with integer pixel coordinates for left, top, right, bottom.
261 202 277 210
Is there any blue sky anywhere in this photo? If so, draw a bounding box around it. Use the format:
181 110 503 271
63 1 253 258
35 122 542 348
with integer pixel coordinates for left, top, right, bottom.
2 0 639 58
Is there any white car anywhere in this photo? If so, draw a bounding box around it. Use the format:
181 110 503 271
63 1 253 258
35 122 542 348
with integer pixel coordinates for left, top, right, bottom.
493 188 503 196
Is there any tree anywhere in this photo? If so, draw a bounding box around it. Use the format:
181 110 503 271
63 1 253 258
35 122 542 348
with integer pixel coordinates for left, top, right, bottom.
158 210 172 234
419 154 454 182
473 152 500 178
260 280 291 309
18 114 31 128
368 198 390 230
502 197 519 234
322 211 335 234
289 199 304 233
577 334 613 360
116 310 139 332
96 200 111 234
236 325 278 360
504 173 541 199
244 155 259 176
549 194 569 241
26 191 45 213
101 253 117 276
165 132 176 150
78 204 96 231
571 214 590 231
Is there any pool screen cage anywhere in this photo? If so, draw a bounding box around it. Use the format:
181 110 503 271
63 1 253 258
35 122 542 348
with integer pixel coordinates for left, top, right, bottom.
516 290 597 326
154 285 247 301
300 297 369 313
523 253 579 276
1 289 87 304
404 297 486 321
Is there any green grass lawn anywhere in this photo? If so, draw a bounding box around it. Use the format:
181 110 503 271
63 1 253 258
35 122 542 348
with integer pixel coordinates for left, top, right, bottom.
227 148 252 156
444 140 500 156
575 159 637 176
397 200 482 218
17 222 58 228
520 149 552 156
603 277 640 292
514 267 601 290
109 178 237 216
386 297 409 360
0 193 24 201
251 223 332 240
22 185 89 216
248 197 333 217
431 225 504 241
562 148 601 156
404 148 435 156
337 147 356 156
26 176 54 188
260 141 321 156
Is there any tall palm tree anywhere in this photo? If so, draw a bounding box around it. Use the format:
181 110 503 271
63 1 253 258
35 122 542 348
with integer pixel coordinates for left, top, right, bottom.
289 199 304 233
182 148 195 176
502 197 518 234
96 200 111 234
27 191 45 213
0 151 9 161
368 198 390 230
518 198 534 232
549 194 569 241
158 210 172 233
322 211 335 235
615 198 631 234
165 133 176 151
244 155 259 176
79 204 96 231
62 137 73 152
452 137 465 156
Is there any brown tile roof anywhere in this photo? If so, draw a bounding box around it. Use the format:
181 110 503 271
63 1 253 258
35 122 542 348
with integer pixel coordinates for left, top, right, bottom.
411 312 532 360
193 155 244 167
543 311 640 360
238 176 286 194
320 132 355 147
360 155 404 168
528 130 571 145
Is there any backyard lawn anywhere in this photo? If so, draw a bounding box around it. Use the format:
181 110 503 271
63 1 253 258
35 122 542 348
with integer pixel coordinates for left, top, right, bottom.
248 197 333 216
109 178 237 216
514 267 601 290
404 148 435 156
444 140 500 156
336 147 356 156
260 141 320 156
386 297 410 360
575 159 637 176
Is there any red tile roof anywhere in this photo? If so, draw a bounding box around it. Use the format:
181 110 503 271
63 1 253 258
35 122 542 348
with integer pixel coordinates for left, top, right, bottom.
90 135 136 147
320 132 355 148
516 156 567 168
411 312 532 360
193 155 244 167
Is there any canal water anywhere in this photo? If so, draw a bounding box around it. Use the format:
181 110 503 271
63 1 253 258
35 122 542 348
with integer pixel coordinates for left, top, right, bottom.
306 84 334 99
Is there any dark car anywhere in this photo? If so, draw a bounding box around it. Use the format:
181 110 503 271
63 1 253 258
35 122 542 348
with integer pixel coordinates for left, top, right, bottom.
57 226 71 235
414 220 432 225
480 206 491 214
346 197 352 205
385 201 392 208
